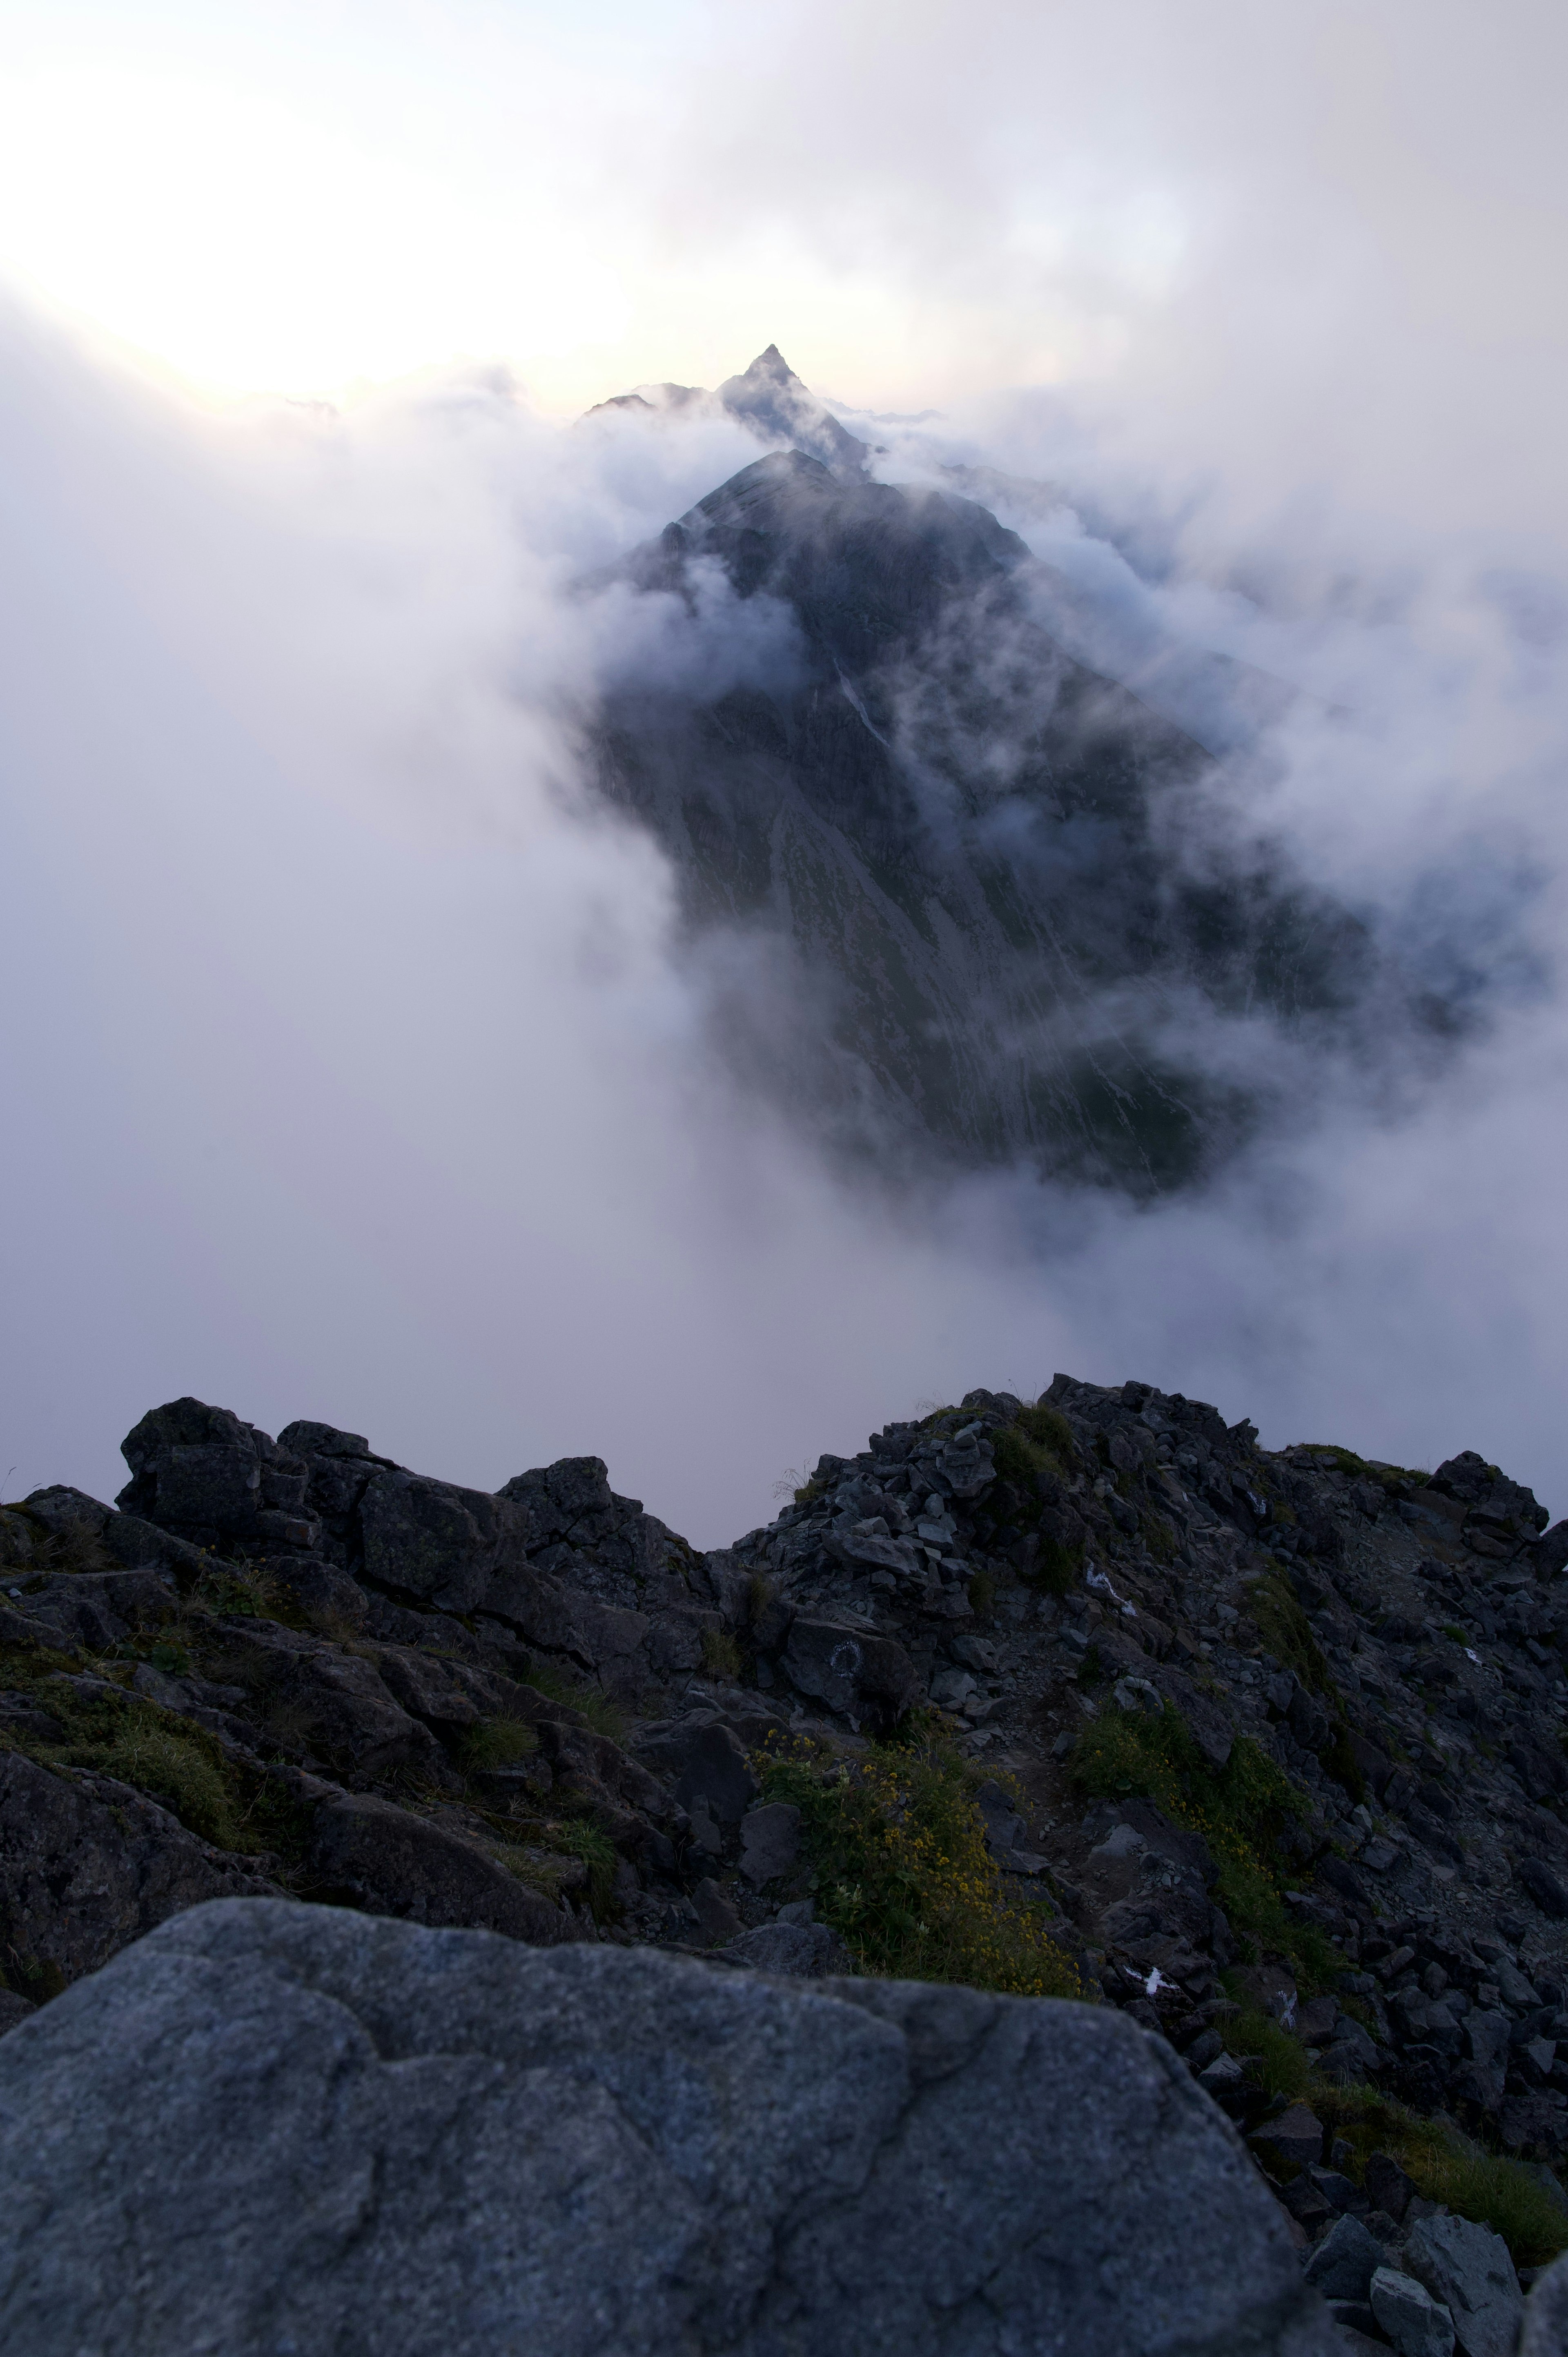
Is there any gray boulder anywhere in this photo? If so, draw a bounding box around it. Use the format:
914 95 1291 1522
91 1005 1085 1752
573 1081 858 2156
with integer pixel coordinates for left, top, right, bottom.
1302 2212 1385 2301
0 1898 1341 2356
1370 2267 1455 2357
782 1614 921 1732
1520 2250 1568 2354
1404 2213 1522 2357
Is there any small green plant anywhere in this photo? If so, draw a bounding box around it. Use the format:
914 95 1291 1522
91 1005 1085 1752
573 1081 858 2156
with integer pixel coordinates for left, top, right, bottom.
699 1627 742 1680
757 1733 1082 1998
1025 1536 1081 1595
0 1953 68 2006
519 1659 625 1744
1218 1992 1314 2103
1142 1513 1178 1564
1246 1572 1329 1692
148 1639 192 1678
454 1715 539 1773
1443 1623 1466 1643
548 1818 618 1918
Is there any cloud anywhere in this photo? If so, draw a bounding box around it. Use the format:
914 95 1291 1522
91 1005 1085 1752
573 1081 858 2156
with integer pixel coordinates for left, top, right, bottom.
2 131 1568 1555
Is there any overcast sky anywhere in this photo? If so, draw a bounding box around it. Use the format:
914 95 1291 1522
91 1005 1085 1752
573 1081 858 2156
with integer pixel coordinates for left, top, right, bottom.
2 1 1566 1541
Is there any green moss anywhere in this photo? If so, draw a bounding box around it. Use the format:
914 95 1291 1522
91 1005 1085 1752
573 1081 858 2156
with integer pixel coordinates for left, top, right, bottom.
0 1635 312 1865
1219 1993 1315 2103
1245 1572 1365 1800
1068 1706 1336 1989
1294 1446 1430 1492
699 1627 742 1680
1315 2087 1568 2267
758 1733 1082 1998
1016 1403 1076 1462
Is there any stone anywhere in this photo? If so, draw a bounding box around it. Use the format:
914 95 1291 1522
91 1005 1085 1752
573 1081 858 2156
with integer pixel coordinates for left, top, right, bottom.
307 1795 584 1947
718 1921 841 1976
14 1568 178 1652
0 1897 1344 2357
1518 1857 1568 1919
1405 2213 1523 2357
1370 2266 1456 2357
1364 2149 1419 2223
651 1722 759 1826
973 1778 1025 1855
0 1751 274 1986
1155 1666 1234 1770
0 1990 37 2036
781 1616 920 1733
1250 2104 1325 2174
1302 2213 1385 2300
1520 2251 1568 2354
209 1623 445 1783
737 1801 801 1885
688 1877 744 1946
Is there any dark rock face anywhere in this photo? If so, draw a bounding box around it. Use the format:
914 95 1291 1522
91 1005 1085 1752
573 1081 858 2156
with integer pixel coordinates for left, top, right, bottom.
5 1375 1568 2310
585 371 1413 1192
0 1896 1341 2357
0 1751 273 1985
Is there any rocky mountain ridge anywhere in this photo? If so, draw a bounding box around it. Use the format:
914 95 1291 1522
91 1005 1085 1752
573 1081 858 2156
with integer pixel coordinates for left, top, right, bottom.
5 1383 1568 2348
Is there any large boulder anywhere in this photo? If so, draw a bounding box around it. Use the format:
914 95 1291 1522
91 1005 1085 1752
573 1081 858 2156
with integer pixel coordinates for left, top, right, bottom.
117 1396 318 1554
782 1615 921 1732
306 1795 587 1947
0 1898 1341 2356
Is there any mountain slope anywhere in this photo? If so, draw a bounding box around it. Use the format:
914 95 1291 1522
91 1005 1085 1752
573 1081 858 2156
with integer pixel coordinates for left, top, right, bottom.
588 438 1379 1190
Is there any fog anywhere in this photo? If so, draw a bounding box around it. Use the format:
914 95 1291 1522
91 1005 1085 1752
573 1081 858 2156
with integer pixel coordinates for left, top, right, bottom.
2 2 1566 1541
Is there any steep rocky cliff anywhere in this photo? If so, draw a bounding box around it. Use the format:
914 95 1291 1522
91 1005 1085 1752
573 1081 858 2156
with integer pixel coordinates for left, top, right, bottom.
4 1384 1568 2346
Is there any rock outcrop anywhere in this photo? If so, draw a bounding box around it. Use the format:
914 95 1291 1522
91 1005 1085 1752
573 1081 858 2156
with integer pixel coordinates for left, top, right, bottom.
0 1895 1340 2356
4 1377 1568 2344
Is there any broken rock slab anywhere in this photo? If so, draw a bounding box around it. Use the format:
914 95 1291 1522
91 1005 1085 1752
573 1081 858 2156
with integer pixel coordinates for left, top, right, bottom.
0 1896 1343 2357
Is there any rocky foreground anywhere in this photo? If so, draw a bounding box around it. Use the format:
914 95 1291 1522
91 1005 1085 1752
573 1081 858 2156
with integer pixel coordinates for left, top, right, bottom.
4 1381 1568 2350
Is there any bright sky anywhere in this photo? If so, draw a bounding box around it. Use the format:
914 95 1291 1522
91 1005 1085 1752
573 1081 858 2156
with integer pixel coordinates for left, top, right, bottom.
0 0 1187 411
0 2 1561 507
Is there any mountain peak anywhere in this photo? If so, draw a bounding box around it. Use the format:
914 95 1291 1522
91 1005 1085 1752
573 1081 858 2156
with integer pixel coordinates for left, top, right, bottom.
584 345 869 482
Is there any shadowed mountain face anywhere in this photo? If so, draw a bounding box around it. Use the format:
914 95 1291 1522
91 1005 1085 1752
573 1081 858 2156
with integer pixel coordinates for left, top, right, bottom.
585 368 1405 1193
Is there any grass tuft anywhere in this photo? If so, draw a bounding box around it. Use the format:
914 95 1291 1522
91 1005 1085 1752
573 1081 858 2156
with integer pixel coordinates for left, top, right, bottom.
519 1659 626 1743
454 1715 539 1773
758 1732 1083 1998
699 1627 743 1680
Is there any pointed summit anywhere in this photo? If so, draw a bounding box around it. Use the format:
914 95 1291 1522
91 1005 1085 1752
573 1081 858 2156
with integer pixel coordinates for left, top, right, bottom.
716 348 869 480
582 346 869 480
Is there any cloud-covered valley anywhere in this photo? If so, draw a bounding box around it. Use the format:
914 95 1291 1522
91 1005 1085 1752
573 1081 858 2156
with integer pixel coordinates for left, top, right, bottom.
3 140 1567 1544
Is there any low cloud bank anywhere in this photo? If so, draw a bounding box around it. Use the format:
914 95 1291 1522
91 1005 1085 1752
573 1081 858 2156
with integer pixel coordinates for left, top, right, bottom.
1 292 1566 1541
